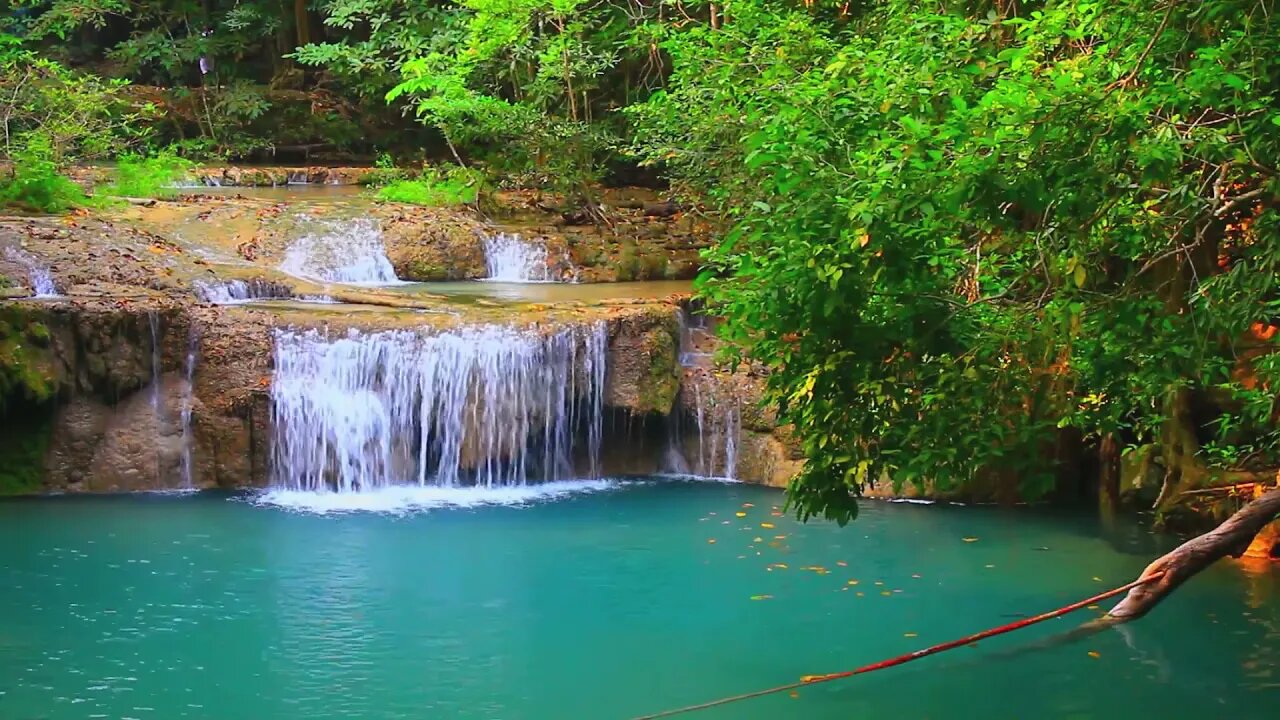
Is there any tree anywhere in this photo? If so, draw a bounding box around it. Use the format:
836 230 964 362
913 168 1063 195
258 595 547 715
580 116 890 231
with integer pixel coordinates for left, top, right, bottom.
633 0 1280 524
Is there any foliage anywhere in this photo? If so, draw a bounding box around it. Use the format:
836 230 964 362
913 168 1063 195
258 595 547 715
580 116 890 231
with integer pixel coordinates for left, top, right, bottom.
0 141 92 213
104 150 197 198
634 0 1280 522
0 33 142 166
375 166 483 206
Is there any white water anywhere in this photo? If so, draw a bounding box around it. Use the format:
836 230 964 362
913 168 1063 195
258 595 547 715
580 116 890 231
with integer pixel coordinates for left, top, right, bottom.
483 233 550 282
193 278 292 304
254 479 618 514
279 217 401 284
270 322 609 493
178 325 200 489
689 379 741 480
4 247 59 297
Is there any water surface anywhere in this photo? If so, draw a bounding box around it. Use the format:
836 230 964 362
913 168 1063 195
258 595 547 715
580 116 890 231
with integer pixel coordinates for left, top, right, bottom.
1 481 1276 719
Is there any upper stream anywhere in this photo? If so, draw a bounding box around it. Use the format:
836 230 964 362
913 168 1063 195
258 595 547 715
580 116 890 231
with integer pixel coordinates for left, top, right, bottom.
0 482 1276 719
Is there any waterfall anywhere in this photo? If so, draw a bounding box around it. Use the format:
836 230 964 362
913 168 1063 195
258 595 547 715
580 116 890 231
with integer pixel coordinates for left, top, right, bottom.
178 325 200 489
279 217 400 284
270 322 609 493
686 375 741 480
483 233 550 282
5 247 59 297
194 278 293 304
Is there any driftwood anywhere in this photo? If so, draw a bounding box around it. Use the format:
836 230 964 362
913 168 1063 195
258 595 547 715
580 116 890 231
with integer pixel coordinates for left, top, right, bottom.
1106 486 1280 621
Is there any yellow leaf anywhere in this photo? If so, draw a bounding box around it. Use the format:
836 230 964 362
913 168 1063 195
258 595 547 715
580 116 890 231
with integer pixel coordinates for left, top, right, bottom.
904 632 918 638
736 512 747 518
847 580 859 586
1087 651 1100 659
761 522 775 529
707 539 716 544
881 591 892 596
963 537 979 543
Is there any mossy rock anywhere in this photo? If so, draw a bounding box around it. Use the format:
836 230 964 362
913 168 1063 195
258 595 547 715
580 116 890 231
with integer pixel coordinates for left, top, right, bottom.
636 325 681 414
0 308 58 411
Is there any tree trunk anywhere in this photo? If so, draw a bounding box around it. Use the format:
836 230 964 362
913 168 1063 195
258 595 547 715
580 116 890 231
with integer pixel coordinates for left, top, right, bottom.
1107 485 1280 621
294 0 311 48
1098 432 1121 516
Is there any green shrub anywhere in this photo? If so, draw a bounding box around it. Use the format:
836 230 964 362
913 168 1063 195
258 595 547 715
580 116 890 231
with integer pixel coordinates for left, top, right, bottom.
105 151 197 198
374 165 482 207
0 139 91 213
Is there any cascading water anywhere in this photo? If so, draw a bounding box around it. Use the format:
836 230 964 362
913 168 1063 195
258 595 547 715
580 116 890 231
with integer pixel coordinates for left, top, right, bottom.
4 247 59 297
178 325 200 489
194 278 293 304
269 322 609 493
279 217 400 284
483 233 550 282
688 381 740 480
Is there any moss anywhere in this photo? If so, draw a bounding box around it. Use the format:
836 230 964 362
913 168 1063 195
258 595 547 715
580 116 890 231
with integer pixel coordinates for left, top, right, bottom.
0 308 58 411
400 260 447 281
0 409 52 495
636 325 681 414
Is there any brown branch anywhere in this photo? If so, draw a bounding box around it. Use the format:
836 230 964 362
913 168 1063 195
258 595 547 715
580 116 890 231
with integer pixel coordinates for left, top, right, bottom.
1106 485 1280 621
1107 2 1177 91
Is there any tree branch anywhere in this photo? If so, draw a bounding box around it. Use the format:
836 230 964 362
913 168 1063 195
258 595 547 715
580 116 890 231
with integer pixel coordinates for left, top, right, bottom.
1106 485 1280 621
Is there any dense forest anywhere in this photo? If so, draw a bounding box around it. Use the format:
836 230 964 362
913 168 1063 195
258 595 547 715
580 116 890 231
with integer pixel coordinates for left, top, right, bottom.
3 0 1279 526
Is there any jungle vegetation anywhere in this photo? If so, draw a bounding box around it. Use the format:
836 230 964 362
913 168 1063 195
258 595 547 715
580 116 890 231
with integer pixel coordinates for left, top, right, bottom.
3 0 1278 523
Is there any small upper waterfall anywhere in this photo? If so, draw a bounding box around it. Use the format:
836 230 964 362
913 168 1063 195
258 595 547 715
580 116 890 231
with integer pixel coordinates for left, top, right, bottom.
194 278 293 304
270 322 608 493
279 217 400 284
5 247 59 297
483 233 550 282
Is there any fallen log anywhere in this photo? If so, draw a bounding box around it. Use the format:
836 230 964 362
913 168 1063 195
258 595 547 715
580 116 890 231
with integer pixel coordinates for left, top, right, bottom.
1106 485 1280 621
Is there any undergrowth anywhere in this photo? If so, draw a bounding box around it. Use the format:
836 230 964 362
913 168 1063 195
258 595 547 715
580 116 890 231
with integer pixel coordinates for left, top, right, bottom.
104 151 197 198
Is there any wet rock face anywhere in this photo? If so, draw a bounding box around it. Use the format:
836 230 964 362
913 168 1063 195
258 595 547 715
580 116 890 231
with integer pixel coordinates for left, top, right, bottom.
605 310 682 415
0 302 273 494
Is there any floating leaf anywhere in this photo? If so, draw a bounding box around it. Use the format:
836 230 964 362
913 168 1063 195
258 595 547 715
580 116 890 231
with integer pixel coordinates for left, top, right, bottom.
761 522 776 529
736 512 747 518
750 594 773 601
707 539 717 544
904 632 918 638
1087 651 1100 659
963 537 979 543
